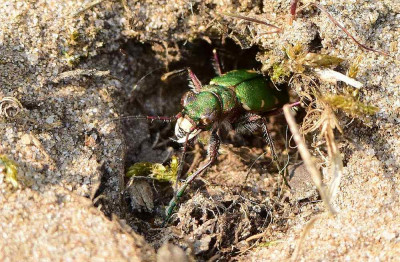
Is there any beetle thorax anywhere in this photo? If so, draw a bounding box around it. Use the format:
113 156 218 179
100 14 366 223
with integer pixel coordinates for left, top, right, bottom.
175 91 222 143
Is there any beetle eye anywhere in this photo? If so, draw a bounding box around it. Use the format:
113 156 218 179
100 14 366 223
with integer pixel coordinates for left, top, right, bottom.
200 117 212 126
181 91 196 107
200 111 217 127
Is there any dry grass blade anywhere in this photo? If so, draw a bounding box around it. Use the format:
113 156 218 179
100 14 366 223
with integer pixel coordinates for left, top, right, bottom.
221 12 282 34
291 216 319 261
283 104 336 215
321 107 344 202
71 0 105 18
52 69 113 83
299 101 344 204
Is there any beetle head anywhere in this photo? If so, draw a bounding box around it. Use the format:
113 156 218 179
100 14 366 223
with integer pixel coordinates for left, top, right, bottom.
175 91 221 143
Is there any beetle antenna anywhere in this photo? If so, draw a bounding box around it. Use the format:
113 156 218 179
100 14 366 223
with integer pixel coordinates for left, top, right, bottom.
132 67 164 92
161 68 188 82
103 114 180 125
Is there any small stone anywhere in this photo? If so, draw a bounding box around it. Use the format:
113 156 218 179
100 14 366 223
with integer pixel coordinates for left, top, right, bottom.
193 235 212 255
157 243 188 262
45 115 55 124
125 178 154 212
288 162 317 201
20 134 32 145
382 231 396 241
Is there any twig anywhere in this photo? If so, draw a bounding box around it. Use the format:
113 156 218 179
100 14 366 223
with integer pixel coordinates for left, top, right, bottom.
283 104 336 215
187 144 202 175
221 12 282 34
289 0 299 25
72 0 106 18
245 231 267 242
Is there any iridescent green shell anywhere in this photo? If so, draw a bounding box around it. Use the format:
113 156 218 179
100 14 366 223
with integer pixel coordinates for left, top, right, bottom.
202 85 237 114
210 69 288 112
183 91 221 122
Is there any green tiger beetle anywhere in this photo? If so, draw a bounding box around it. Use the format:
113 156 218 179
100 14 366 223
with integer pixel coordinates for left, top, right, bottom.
136 50 299 225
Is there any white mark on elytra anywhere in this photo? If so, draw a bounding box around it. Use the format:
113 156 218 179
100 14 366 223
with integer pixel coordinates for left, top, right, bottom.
242 103 251 111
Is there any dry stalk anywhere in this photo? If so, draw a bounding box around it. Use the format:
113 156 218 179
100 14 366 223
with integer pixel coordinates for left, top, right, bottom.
286 103 344 260
320 106 344 202
283 104 336 215
71 0 106 18
302 103 344 203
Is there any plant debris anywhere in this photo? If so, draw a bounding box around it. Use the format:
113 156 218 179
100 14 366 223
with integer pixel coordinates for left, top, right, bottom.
0 155 19 188
126 155 179 183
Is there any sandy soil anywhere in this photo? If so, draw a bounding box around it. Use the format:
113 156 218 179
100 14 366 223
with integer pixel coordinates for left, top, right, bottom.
1 0 399 261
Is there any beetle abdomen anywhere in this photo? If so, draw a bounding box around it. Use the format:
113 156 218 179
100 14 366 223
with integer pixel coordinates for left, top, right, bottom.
210 70 288 113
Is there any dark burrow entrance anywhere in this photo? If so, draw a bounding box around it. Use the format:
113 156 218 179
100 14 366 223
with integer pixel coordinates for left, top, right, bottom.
97 38 305 261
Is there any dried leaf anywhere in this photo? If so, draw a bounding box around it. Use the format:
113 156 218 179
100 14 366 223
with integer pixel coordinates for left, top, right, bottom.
323 95 378 117
302 53 344 68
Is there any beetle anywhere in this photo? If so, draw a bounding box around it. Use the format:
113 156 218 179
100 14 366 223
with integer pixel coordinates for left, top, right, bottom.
150 51 300 225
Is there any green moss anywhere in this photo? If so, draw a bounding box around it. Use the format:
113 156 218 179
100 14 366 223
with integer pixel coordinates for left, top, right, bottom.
257 240 283 248
68 31 81 46
0 155 19 188
126 156 179 183
271 63 290 83
62 51 81 67
323 94 378 117
347 55 363 78
301 53 343 68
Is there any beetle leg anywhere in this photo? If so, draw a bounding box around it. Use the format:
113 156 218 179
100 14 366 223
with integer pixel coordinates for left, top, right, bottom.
173 132 190 195
212 49 223 75
164 129 220 225
259 118 279 162
235 113 279 162
259 118 293 190
187 68 203 92
289 0 299 25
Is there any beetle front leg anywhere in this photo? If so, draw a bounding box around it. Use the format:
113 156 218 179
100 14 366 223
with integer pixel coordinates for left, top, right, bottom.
164 129 221 225
212 49 223 75
236 113 279 162
187 68 203 92
259 118 279 162
233 113 279 161
289 0 299 24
